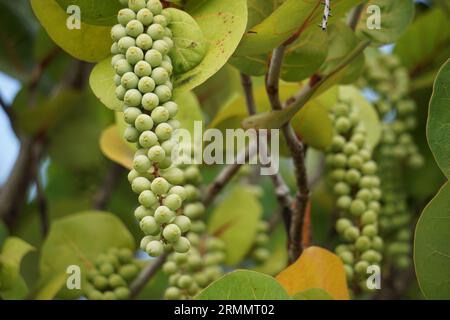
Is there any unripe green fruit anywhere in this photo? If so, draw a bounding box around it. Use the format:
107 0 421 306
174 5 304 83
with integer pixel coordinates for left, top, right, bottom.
86 289 103 300
336 195 352 210
114 74 122 86
114 58 133 76
163 36 174 50
255 233 269 246
184 166 201 183
154 206 175 224
330 169 346 181
356 189 372 202
99 263 114 277
111 42 120 55
350 199 366 216
343 142 358 155
134 205 154 221
124 126 139 142
163 101 178 118
344 226 360 241
155 123 173 141
333 182 350 196
161 140 176 156
138 190 158 208
147 23 165 40
184 203 205 219
121 72 139 89
173 215 191 233
124 107 142 125
161 60 173 75
141 92 159 111
355 236 371 251
126 46 144 65
332 153 347 168
119 264 139 281
115 85 127 100
355 260 369 274
161 193 181 211
362 224 378 237
111 24 127 41
163 224 182 243
158 157 173 170
165 286 181 300
136 8 153 26
168 119 180 130
154 85 172 103
140 216 160 235
361 210 377 225
112 54 126 67
361 249 381 264
335 117 351 133
135 114 154 132
152 39 170 55
138 76 156 93
103 291 117 300
126 19 144 37
133 154 151 173
134 60 152 77
147 0 163 15
140 235 158 250
129 0 147 12
114 287 130 300
161 167 185 185
94 275 109 290
339 251 354 265
345 169 361 185
118 8 136 26
371 236 383 251
145 49 163 67
348 155 363 169
109 274 126 288
151 176 169 194
331 135 345 151
336 218 352 233
153 14 168 27
147 145 165 163
362 161 377 175
151 67 169 85
146 240 164 257
184 184 200 201
124 89 142 107
139 131 159 148
151 106 170 124
344 265 354 282
173 237 190 254
118 36 136 54
169 186 187 201
131 177 152 194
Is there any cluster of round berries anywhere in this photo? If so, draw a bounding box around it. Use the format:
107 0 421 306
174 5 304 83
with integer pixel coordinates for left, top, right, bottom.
249 221 270 265
84 248 140 300
326 99 383 290
360 52 424 168
162 237 226 300
112 0 192 257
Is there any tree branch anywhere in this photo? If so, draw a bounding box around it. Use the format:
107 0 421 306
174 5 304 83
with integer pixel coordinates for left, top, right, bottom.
348 4 364 31
129 253 168 299
93 164 125 210
240 73 257 115
35 170 49 238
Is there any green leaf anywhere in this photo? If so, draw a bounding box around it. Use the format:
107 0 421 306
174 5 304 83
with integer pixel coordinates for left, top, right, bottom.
196 270 291 300
173 90 204 136
246 0 283 31
229 54 268 77
167 8 208 74
339 85 381 149
174 0 248 91
32 273 68 300
356 0 414 45
394 9 450 72
281 27 328 82
39 211 135 298
55 0 123 26
90 58 123 111
235 0 361 56
293 288 334 300
427 59 450 179
100 125 134 170
414 181 450 299
31 0 112 62
1 237 35 267
207 186 262 265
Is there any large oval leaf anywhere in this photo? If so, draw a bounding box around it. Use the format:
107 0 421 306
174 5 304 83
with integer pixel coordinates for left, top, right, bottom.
31 0 111 62
174 0 247 91
39 211 135 298
55 0 123 26
196 270 291 300
207 186 262 266
427 59 450 179
414 182 450 299
90 58 123 111
276 246 350 300
356 0 414 45
235 0 361 56
100 125 134 170
167 8 208 74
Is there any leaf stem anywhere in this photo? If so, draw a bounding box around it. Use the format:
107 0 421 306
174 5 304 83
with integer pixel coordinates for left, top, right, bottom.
129 253 168 299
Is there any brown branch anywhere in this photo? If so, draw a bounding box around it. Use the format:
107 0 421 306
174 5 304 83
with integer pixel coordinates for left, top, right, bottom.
348 4 364 31
93 164 125 210
240 73 257 115
266 43 310 263
35 171 49 238
29 47 60 91
129 253 168 299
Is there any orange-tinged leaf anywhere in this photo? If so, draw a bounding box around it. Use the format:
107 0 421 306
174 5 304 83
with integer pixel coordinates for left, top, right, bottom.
276 246 350 300
99 125 134 170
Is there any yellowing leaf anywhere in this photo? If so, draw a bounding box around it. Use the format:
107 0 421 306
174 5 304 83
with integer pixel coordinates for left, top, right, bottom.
99 125 134 170
276 246 350 300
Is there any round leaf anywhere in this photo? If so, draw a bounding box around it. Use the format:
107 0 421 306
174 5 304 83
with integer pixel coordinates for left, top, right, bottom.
90 58 123 111
55 0 123 26
100 125 134 170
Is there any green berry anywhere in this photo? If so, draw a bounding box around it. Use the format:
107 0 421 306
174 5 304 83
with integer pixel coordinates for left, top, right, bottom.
336 218 352 233
114 287 130 300
124 107 142 124
141 92 159 111
126 46 144 65
118 36 136 54
86 290 103 300
126 19 144 37
355 236 371 251
131 177 151 193
111 24 127 41
332 154 347 168
356 189 372 202
155 123 173 141
355 260 369 274
339 251 354 265
163 101 178 118
94 275 109 290
362 224 378 237
138 76 156 93
163 261 177 275
344 226 360 241
336 195 352 210
151 107 170 124
133 154 151 173
345 169 361 185
147 23 165 40
163 194 183 211
151 67 169 85
173 215 191 233
111 42 120 55
114 58 133 75
99 263 114 277
124 89 142 107
134 205 154 221
154 206 175 224
112 54 126 67
119 264 139 281
173 237 190 254
147 145 165 163
138 190 158 208
139 131 159 148
350 199 366 216
152 39 170 55
121 72 139 89
151 177 170 195
163 224 182 243
134 60 152 77
124 126 139 142
147 0 163 15
343 142 359 155
160 167 184 185
145 49 163 67
184 203 205 219
118 8 136 26
146 240 164 257
361 210 377 225
109 274 126 288
137 8 153 26
333 182 350 196
335 117 351 133
140 216 160 235
129 0 147 12
169 186 187 201
165 286 181 300
135 114 154 132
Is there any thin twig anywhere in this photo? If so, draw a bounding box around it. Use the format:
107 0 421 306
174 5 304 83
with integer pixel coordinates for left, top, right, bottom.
0 94 13 123
35 171 49 238
266 43 310 263
129 253 168 299
29 47 60 91
240 73 257 115
348 4 364 31
93 164 125 210
308 154 325 190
